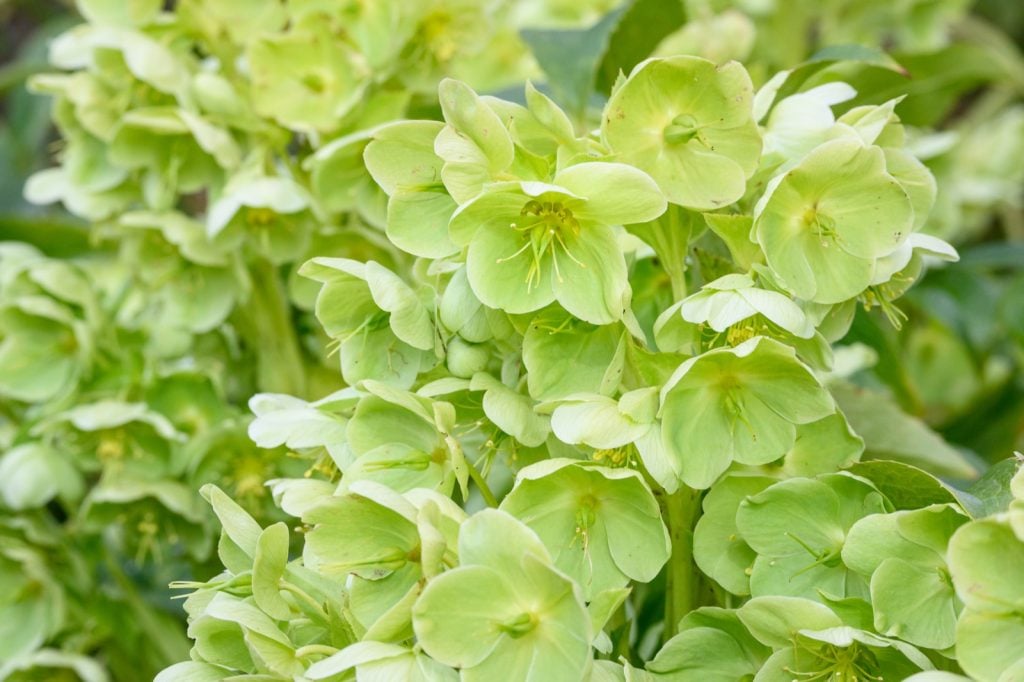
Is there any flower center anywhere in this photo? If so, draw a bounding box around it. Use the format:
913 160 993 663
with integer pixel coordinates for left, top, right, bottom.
497 199 586 290
802 206 838 248
246 207 277 226
787 641 885 681
664 113 702 145
498 612 538 638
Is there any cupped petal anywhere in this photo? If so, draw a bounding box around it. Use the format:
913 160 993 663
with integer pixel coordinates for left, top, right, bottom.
466 222 556 315
552 222 629 325
554 162 666 226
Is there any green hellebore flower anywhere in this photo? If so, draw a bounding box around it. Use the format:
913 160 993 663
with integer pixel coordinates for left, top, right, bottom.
737 597 934 682
80 477 210 562
362 120 460 258
248 25 365 132
38 400 183 477
0 540 65 663
753 138 915 303
659 336 835 489
341 386 458 495
602 56 761 210
300 257 438 388
108 107 240 209
449 162 666 324
545 387 681 492
207 176 314 265
499 458 670 598
756 626 932 681
303 482 464 637
736 473 890 601
412 509 592 682
842 504 968 649
0 298 90 403
948 509 1024 682
693 473 776 596
645 607 770 680
677 272 814 339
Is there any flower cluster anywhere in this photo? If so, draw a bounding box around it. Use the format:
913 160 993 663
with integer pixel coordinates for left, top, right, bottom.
4 0 1022 680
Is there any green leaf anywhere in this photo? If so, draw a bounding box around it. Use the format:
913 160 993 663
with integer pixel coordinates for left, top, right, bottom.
520 7 626 120
831 381 977 479
594 0 687 94
846 460 961 511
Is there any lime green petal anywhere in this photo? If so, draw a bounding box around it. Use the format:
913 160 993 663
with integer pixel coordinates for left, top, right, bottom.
449 189 527 246
694 475 775 596
749 552 858 600
729 392 797 465
956 610 1024 682
949 518 1024 612
412 565 518 668
386 190 458 258
438 79 514 172
602 485 671 582
467 223 556 315
459 508 552 570
661 385 735 489
363 120 445 195
871 558 958 650
554 162 666 226
737 478 842 557
552 223 628 325
602 57 760 210
735 338 834 424
629 143 749 210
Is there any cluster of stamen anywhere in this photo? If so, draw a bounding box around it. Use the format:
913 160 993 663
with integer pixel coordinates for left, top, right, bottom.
786 640 885 681
497 199 586 290
803 206 839 248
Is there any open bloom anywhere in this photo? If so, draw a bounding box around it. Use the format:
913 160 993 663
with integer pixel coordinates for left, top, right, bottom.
449 162 666 324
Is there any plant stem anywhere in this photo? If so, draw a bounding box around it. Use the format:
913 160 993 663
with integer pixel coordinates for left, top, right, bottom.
465 456 499 508
660 485 701 640
237 259 309 398
628 205 695 301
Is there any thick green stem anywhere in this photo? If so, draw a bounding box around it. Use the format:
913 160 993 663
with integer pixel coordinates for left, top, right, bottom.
237 259 309 398
628 205 696 301
465 456 499 507
660 485 701 640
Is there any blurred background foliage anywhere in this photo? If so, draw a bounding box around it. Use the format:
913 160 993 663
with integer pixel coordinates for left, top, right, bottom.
0 0 1022 679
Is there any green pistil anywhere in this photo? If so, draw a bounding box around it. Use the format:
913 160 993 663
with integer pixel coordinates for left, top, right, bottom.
803 207 839 248
785 530 843 575
786 641 885 682
498 612 538 638
664 113 702 145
